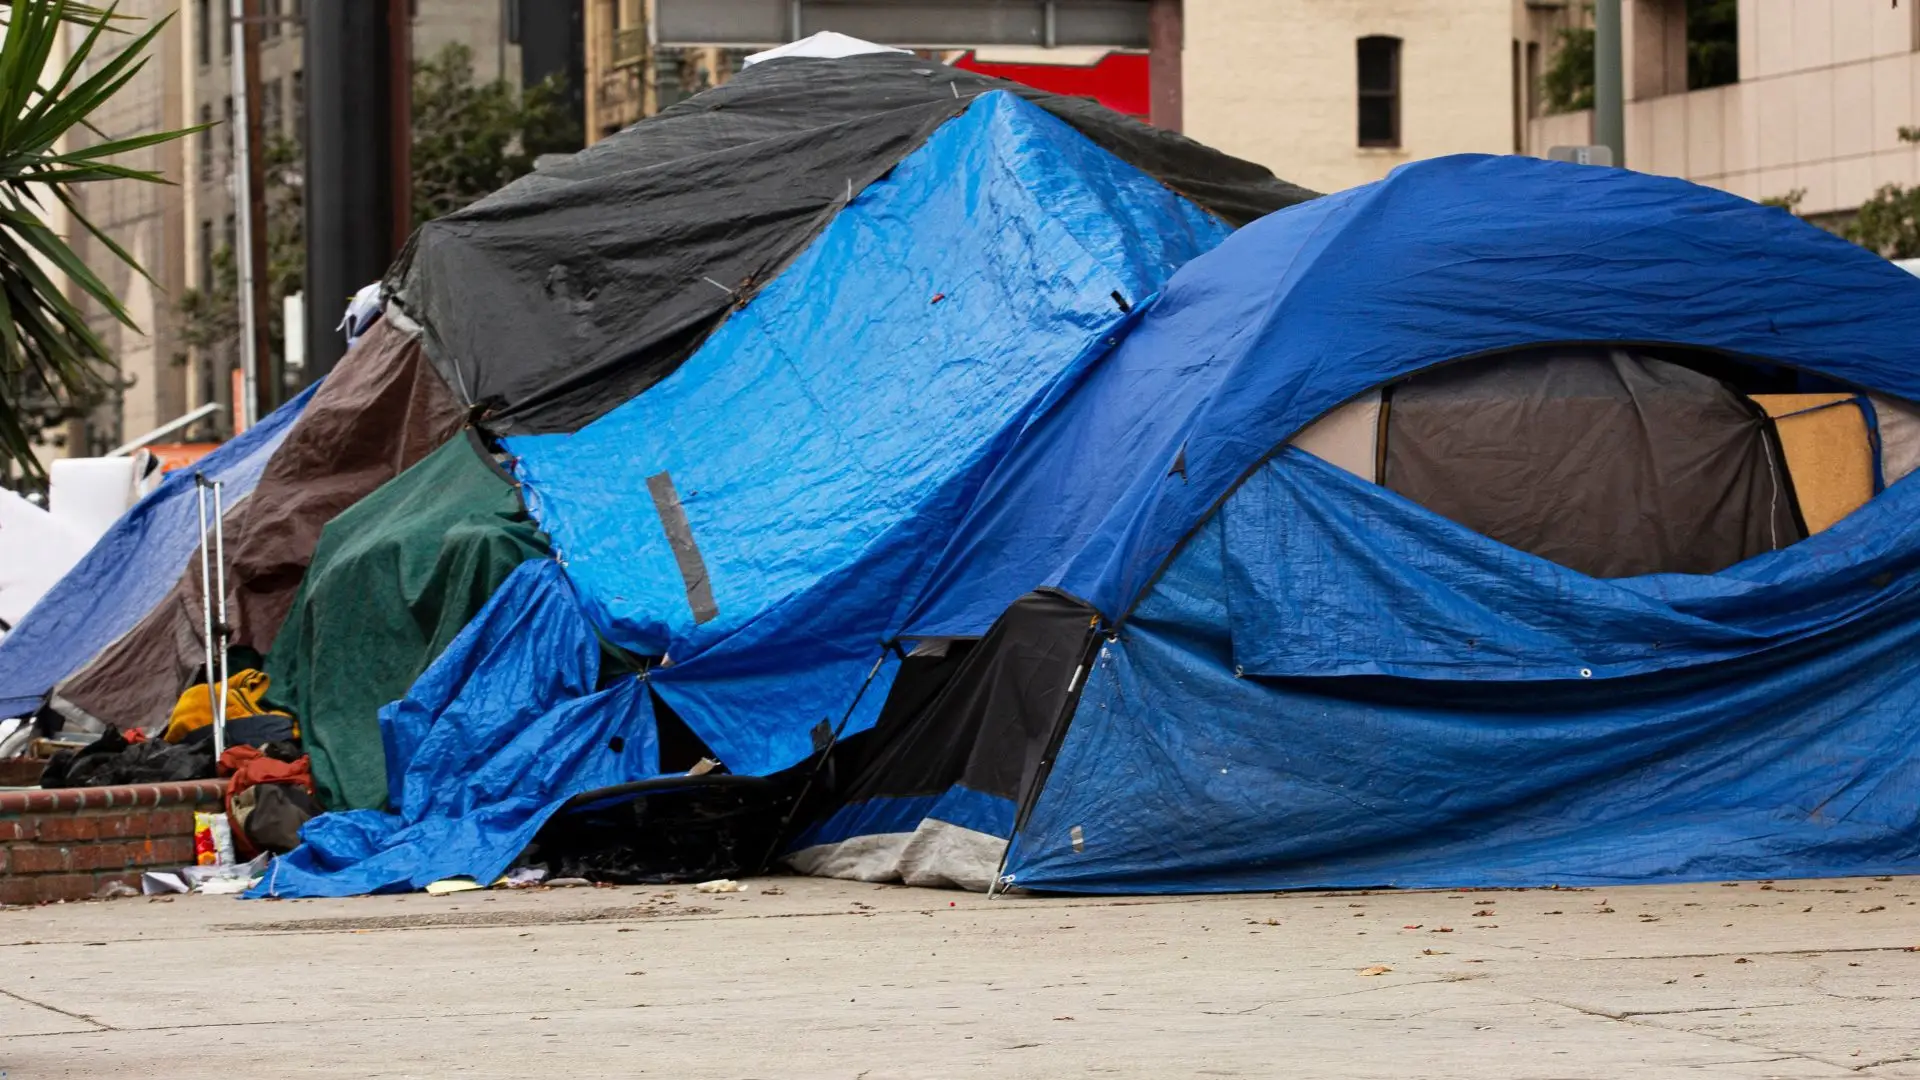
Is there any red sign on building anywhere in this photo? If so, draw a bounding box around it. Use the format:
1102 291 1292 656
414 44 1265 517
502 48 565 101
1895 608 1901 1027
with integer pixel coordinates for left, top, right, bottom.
951 50 1150 121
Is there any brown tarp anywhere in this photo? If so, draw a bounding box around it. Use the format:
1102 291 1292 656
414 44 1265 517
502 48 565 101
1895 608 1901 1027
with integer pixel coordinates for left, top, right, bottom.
1382 347 1803 579
51 321 464 730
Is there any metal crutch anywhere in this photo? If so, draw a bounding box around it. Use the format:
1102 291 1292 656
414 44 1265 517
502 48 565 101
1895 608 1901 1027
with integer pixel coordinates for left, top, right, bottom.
194 475 228 759
210 478 229 760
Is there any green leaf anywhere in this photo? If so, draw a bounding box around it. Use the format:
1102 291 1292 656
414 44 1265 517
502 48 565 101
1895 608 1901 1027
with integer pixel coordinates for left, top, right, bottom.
0 0 190 477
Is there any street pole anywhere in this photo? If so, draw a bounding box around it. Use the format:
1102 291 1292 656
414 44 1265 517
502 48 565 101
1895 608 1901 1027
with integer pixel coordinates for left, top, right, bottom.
303 0 395 382
227 0 263 429
1147 0 1182 132
1594 0 1624 167
388 0 412 252
239 0 276 420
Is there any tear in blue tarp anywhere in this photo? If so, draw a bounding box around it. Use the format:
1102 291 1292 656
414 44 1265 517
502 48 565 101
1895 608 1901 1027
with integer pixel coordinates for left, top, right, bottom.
509 90 1229 776
0 384 317 719
1004 451 1920 891
253 560 657 898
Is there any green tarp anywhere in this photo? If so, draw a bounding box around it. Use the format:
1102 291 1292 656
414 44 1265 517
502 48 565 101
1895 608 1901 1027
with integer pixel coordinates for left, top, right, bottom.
265 433 549 810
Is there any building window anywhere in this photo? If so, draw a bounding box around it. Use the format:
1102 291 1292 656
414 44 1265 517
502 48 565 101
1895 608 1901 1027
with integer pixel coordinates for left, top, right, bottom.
221 4 231 58
263 0 281 41
199 219 214 288
198 103 214 181
291 69 305 146
1357 35 1401 148
197 0 211 66
222 95 233 170
1525 41 1541 119
1687 0 1737 90
262 78 283 138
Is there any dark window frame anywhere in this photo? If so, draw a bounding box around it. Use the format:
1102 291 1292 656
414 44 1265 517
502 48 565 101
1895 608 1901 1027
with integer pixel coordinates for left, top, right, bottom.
1357 35 1402 149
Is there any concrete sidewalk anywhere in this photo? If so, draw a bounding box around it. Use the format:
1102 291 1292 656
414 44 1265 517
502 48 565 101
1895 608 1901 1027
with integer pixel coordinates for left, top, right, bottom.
2 875 1917 1079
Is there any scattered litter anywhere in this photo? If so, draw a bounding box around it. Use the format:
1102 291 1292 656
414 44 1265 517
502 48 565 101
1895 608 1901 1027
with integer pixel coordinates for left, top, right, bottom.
1358 965 1392 976
141 871 189 896
93 880 138 900
546 878 593 888
425 878 484 896
694 879 748 894
179 853 271 894
1430 927 1453 933
498 867 549 889
1859 905 1886 913
1734 957 1750 964
1472 909 1494 917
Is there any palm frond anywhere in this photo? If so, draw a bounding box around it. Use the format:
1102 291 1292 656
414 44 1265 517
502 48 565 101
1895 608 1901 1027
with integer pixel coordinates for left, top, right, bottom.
0 0 195 478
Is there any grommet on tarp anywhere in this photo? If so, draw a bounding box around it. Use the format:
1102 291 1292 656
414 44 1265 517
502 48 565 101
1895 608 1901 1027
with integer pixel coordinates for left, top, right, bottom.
1579 667 1593 678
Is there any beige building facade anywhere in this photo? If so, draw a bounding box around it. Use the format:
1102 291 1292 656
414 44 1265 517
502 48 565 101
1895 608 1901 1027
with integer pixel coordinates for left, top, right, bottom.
1531 0 1920 216
1185 0 1546 196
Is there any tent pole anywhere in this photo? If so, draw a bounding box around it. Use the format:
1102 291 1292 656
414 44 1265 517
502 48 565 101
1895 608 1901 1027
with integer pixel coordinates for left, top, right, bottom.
195 477 217 753
758 650 888 873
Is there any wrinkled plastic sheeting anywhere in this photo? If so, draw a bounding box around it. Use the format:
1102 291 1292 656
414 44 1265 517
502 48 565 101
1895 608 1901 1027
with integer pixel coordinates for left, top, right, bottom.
510 91 1229 776
252 561 658 898
1221 449 1920 681
0 383 317 719
1004 475 1920 893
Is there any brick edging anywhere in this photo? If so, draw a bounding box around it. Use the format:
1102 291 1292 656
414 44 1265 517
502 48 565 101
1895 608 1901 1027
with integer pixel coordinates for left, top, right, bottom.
2 779 231 905
0 779 227 815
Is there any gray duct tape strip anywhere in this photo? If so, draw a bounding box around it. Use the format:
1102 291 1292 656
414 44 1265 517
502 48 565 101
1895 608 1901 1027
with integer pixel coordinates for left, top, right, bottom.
646 471 719 624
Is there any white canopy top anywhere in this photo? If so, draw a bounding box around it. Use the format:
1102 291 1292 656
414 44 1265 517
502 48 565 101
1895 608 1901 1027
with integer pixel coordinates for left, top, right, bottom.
744 32 908 67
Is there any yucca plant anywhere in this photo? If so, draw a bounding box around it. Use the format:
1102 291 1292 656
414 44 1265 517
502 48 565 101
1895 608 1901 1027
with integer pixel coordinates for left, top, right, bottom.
0 0 199 478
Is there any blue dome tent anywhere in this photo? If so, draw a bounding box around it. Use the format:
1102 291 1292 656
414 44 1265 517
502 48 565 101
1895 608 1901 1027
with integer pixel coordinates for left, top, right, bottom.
795 154 1920 892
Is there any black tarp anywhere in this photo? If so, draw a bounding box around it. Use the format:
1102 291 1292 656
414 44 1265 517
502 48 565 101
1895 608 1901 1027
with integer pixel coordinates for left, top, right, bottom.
1382 347 1804 578
815 589 1098 837
389 53 1316 436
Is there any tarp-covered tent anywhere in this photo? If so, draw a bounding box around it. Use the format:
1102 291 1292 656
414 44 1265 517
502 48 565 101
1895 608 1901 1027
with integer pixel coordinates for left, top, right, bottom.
792 154 1920 892
253 560 656 899
509 89 1235 779
0 385 314 720
254 68 1301 896
264 432 549 812
48 322 463 731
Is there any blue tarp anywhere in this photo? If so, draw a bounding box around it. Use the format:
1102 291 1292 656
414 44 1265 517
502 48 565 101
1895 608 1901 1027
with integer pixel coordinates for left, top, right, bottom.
902 154 1920 634
1004 450 1920 891
509 90 1229 776
0 384 317 718
255 560 657 898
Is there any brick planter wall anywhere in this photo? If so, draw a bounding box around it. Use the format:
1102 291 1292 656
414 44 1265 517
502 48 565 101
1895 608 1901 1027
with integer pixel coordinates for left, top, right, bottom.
0 780 228 905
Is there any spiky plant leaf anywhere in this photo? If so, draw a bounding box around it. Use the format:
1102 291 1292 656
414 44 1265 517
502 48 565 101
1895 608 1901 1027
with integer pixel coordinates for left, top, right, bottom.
0 0 199 477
